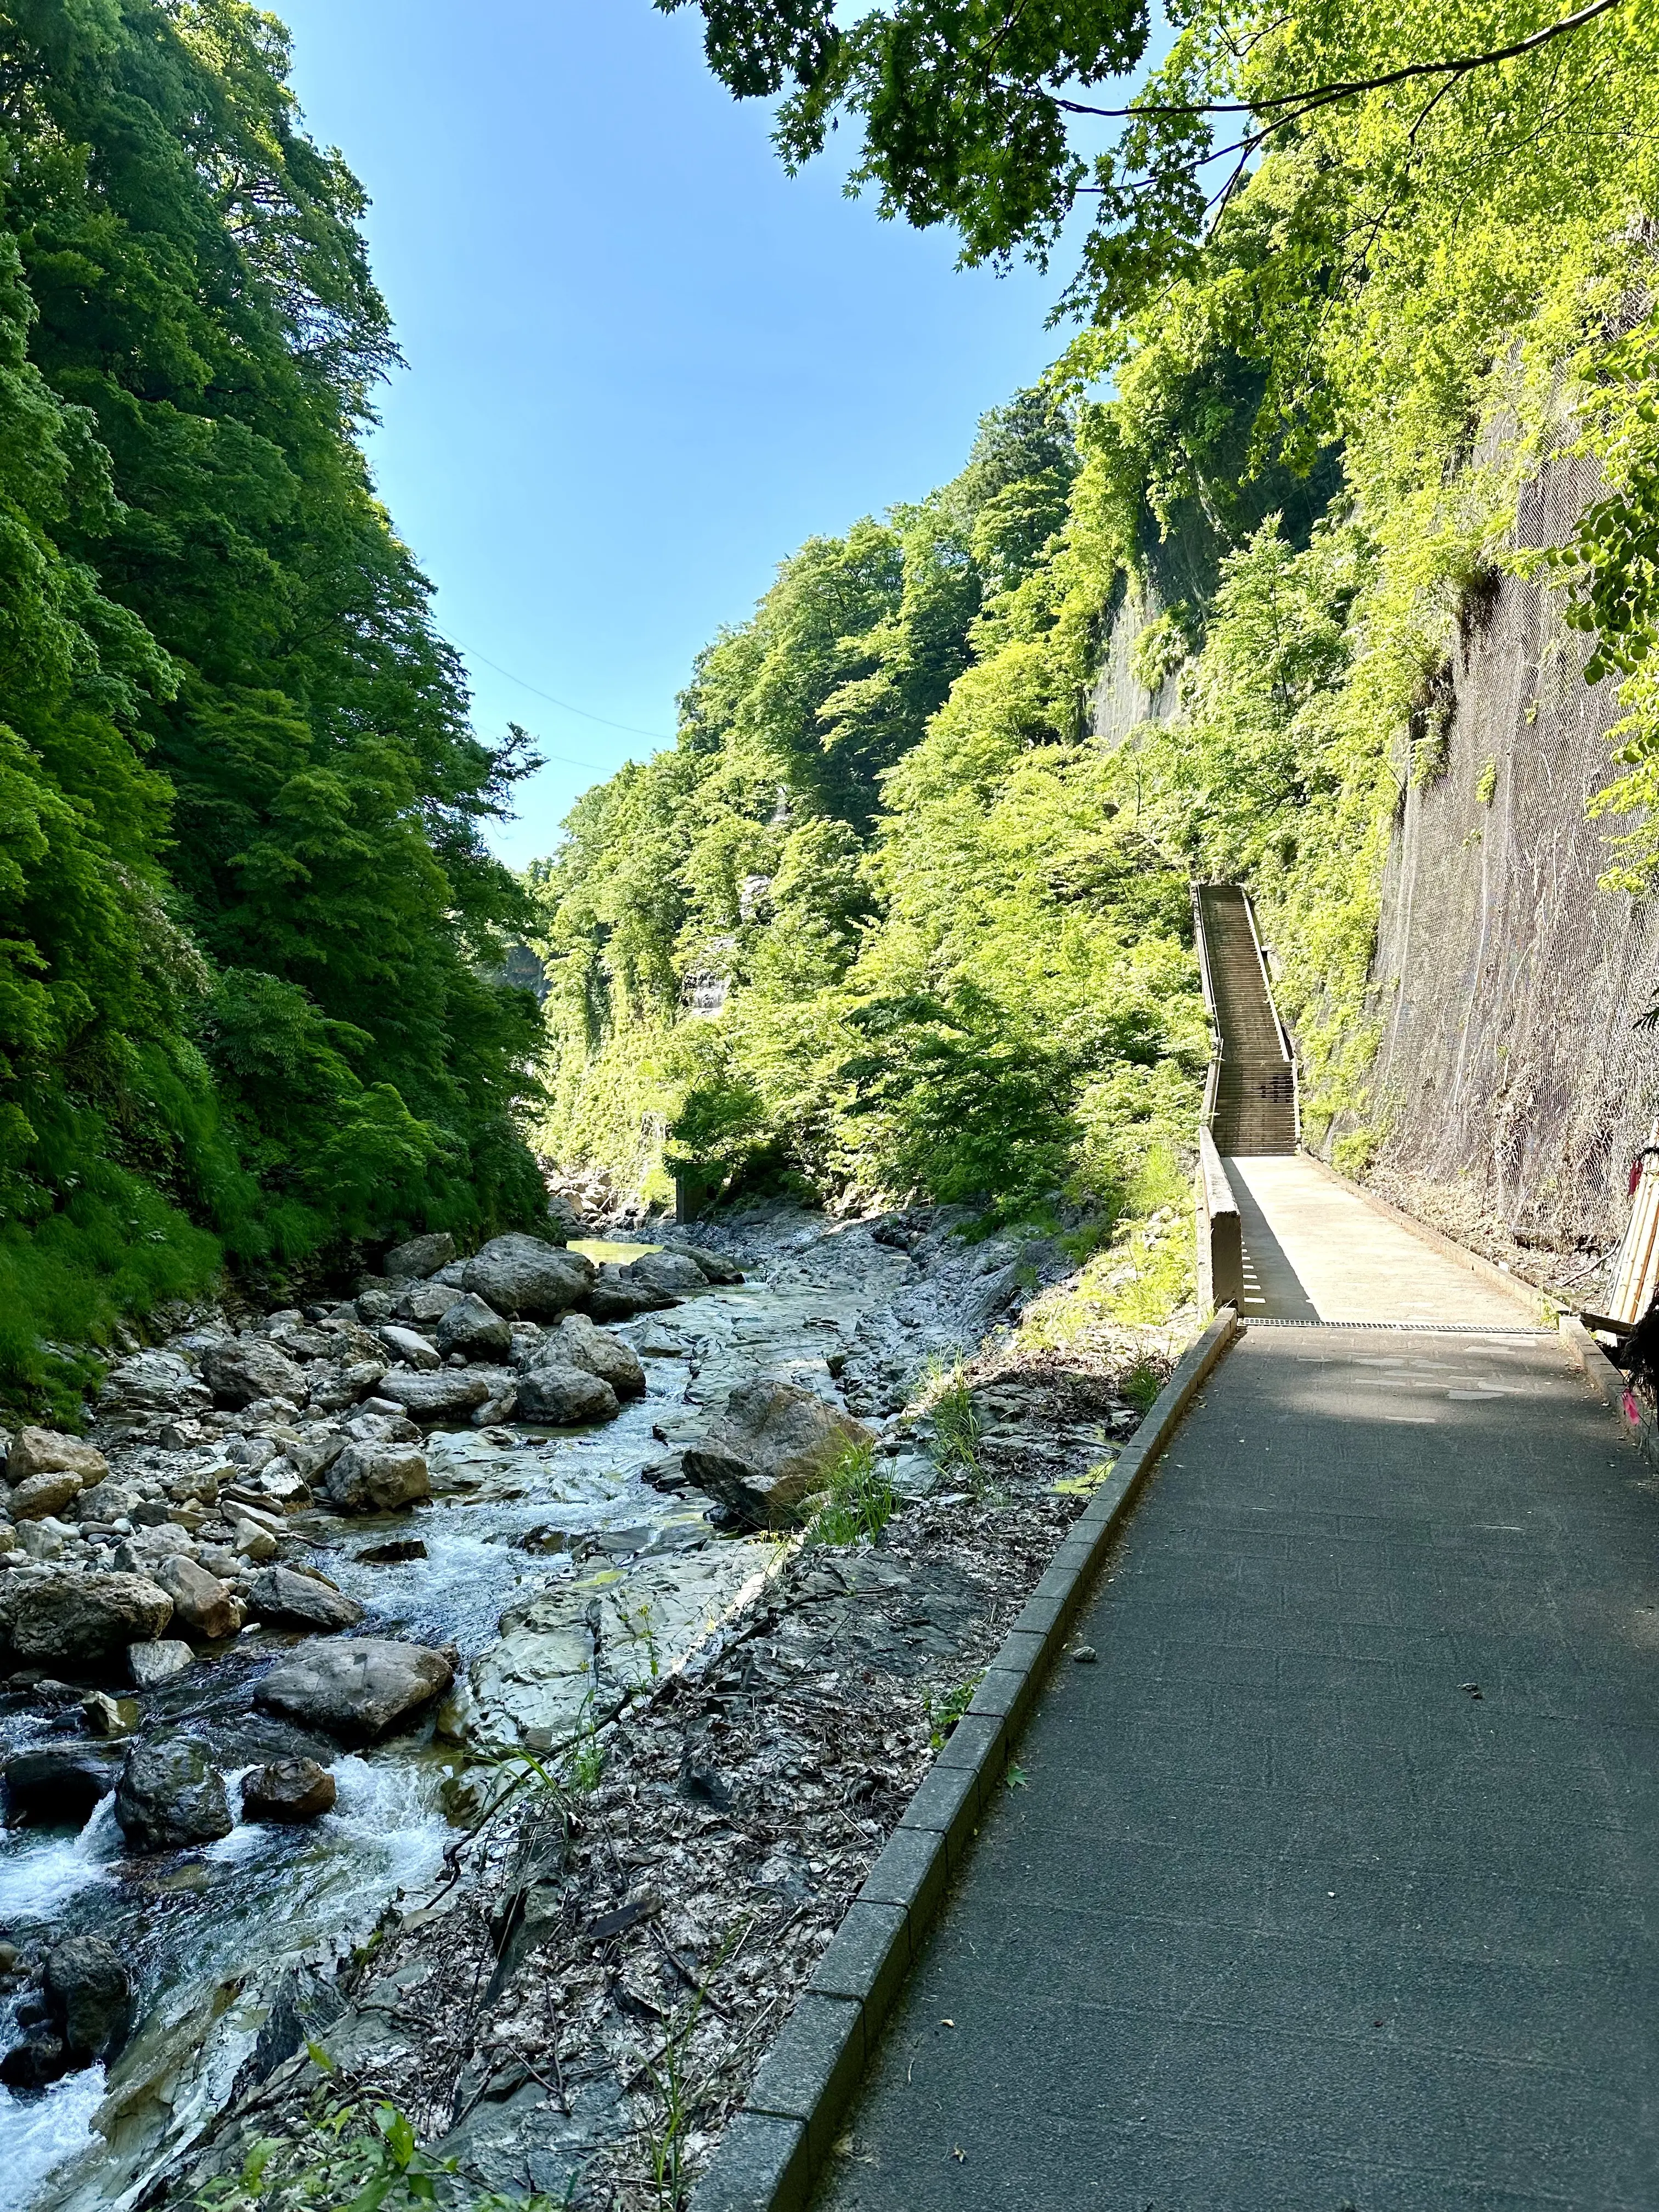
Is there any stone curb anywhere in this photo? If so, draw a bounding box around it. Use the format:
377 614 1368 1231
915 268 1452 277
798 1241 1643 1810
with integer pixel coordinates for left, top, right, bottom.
1300 1155 1548 1323
687 1306 1240 2212
1560 1314 1659 1474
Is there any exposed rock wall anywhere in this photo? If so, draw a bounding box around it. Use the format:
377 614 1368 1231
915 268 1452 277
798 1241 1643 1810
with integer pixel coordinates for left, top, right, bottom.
1327 452 1659 1292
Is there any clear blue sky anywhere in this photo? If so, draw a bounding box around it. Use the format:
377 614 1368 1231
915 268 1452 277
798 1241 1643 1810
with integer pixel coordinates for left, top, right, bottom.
275 0 1080 864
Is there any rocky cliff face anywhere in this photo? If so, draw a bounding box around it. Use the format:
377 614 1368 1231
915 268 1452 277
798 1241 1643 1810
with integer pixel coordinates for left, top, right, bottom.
1327 450 1659 1299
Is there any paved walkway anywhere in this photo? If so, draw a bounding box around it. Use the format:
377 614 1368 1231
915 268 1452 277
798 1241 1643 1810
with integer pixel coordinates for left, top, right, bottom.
816 1322 1659 2210
1226 1155 1531 1324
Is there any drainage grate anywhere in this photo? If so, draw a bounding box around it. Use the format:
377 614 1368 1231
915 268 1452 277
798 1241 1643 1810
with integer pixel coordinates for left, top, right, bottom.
1242 1318 1550 1335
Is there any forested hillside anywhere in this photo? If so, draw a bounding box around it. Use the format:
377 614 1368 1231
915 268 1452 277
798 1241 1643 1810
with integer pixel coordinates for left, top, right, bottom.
1 1 544 1413
534 0 1659 1220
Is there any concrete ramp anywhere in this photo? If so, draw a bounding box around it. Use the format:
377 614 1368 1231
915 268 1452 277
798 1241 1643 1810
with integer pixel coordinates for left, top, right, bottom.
1226 1154 1533 1325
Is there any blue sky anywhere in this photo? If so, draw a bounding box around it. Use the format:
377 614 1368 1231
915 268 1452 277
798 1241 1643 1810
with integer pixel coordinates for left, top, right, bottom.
275 0 1079 863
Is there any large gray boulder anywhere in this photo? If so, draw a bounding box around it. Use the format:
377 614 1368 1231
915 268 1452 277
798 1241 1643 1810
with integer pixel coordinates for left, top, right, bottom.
114 1735 233 1851
245 1564 365 1633
383 1231 456 1279
319 1441 430 1513
682 1379 873 1529
515 1361 620 1426
584 1273 678 1323
7 1427 108 1486
253 1638 455 1746
11 1469 86 1521
554 1313 646 1398
0 1569 172 1666
435 1293 512 1361
625 1250 708 1295
373 1368 493 1424
151 1556 240 1642
463 1233 595 1320
200 1336 307 1408
661 1241 745 1285
99 1350 214 1428
46 1937 132 2064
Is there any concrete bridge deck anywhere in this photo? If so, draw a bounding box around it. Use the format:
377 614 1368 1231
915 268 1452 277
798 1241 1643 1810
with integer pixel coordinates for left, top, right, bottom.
815 1314 1659 2211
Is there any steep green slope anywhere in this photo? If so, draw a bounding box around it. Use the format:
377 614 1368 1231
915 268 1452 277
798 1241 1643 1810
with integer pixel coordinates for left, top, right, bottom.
1 1 543 1413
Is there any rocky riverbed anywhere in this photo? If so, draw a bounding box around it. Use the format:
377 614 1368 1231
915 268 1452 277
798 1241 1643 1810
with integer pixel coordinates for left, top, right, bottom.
0 1200 1192 2209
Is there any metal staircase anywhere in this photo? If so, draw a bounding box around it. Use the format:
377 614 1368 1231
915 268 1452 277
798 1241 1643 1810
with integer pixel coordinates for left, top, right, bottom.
1193 883 1298 1155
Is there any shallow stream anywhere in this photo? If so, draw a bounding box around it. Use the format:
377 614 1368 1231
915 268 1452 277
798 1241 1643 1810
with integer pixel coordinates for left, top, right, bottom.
0 1230 906 2211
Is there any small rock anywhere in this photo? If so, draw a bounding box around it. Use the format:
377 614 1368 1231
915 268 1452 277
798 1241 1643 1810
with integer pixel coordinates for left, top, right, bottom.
0 2033 68 2088
234 1520 279 1562
81 1690 135 1737
128 1639 194 1689
114 1734 233 1850
240 1757 337 1823
1070 1644 1098 1664
383 1231 458 1279
395 1280 456 1325
379 1324 441 1370
17 1520 67 1560
356 1538 427 1564
6 1429 109 1487
245 1565 365 1634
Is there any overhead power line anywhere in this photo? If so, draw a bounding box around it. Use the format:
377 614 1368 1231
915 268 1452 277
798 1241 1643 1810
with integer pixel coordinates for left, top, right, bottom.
465 645 676 751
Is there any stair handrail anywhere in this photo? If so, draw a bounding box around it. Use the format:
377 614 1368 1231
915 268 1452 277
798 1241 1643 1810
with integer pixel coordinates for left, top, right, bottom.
1190 883 1224 1131
1237 884 1301 1147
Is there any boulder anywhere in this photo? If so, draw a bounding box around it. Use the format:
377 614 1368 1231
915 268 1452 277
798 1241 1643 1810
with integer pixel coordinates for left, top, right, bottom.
200 1337 307 1409
0 1569 172 1666
554 1314 646 1398
682 1378 873 1529
584 1276 678 1323
319 1442 430 1513
379 1324 441 1370
97 1345 211 1433
7 1429 108 1487
393 1280 455 1324
114 1735 233 1850
151 1556 240 1641
462 1233 595 1320
81 1689 134 1737
374 1369 493 1424
76 1478 141 1526
11 1469 86 1522
435 1293 512 1361
0 2034 68 2088
253 1638 455 1746
234 1520 279 1561
3 1743 122 1825
241 1757 337 1823
127 1639 194 1689
384 1231 457 1279
545 1192 583 1242
246 1565 365 1633
46 1937 132 2063
624 1250 709 1295
310 1360 387 1412
515 1361 620 1426
663 1242 745 1285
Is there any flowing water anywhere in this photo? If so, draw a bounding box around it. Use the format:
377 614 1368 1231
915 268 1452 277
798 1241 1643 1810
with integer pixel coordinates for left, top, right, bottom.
0 1230 907 2210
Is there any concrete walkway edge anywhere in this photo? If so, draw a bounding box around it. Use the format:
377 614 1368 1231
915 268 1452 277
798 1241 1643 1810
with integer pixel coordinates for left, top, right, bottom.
1561 1312 1659 1474
689 1308 1240 2212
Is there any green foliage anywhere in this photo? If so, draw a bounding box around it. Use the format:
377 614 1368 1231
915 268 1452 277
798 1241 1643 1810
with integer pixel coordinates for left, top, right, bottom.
0 0 546 1399
806 1437 896 1546
923 1668 984 1752
924 1360 983 1485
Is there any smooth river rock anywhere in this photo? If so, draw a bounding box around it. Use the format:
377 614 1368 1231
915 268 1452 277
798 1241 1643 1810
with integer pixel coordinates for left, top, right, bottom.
373 1368 493 1424
46 1936 132 2063
435 1292 512 1361
318 1441 430 1511
241 1757 337 1823
253 1637 455 1746
152 1555 240 1641
2 1743 122 1825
